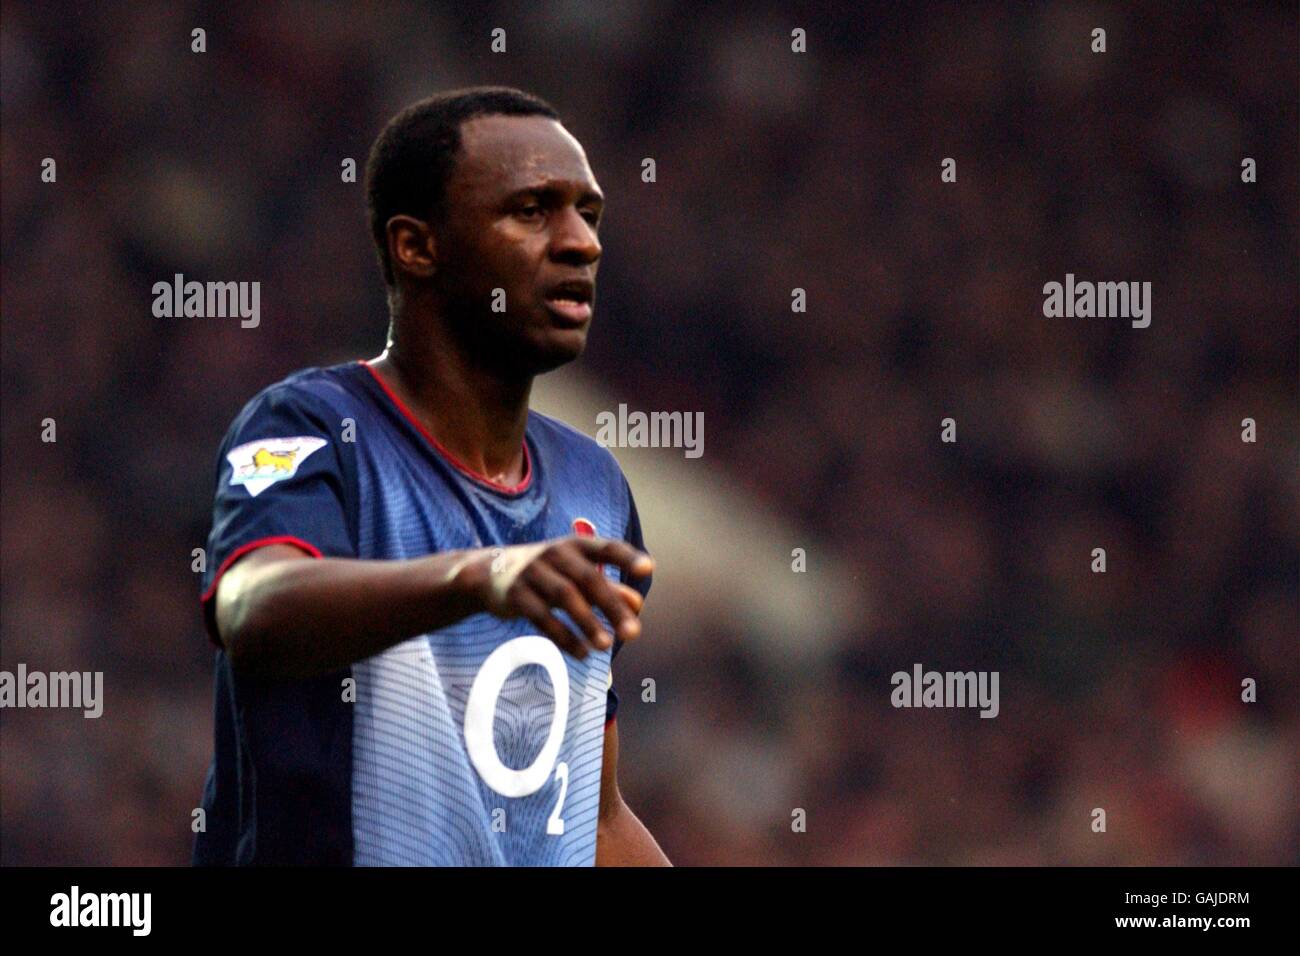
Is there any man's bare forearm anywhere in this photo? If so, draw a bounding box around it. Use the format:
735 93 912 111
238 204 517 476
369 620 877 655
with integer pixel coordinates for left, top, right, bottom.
215 536 650 681
217 547 489 679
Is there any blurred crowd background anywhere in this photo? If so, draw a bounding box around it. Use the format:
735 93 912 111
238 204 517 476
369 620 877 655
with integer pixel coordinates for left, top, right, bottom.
2 1 1296 865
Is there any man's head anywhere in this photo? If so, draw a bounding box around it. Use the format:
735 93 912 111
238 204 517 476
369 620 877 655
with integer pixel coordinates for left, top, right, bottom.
365 87 605 376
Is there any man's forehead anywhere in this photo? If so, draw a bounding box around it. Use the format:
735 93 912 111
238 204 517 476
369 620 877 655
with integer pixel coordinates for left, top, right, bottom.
454 114 597 193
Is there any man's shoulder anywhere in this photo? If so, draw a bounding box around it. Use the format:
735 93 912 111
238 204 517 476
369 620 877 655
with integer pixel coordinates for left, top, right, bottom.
528 409 627 482
230 362 366 426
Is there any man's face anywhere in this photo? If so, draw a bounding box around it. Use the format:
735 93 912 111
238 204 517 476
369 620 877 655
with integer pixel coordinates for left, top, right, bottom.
432 114 604 376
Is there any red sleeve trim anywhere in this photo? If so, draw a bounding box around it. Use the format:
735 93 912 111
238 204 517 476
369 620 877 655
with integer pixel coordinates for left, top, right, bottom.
200 535 323 604
200 536 323 646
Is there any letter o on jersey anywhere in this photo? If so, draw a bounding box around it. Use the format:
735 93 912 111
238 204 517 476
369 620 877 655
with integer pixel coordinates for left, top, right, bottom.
463 636 570 797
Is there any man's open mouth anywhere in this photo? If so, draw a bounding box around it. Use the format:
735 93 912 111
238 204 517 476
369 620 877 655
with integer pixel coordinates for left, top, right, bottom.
543 280 594 324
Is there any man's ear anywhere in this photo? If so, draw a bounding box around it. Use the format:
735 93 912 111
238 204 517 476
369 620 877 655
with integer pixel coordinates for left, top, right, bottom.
387 215 437 281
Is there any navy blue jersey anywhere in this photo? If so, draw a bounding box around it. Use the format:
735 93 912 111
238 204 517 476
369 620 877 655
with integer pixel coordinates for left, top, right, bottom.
194 361 650 866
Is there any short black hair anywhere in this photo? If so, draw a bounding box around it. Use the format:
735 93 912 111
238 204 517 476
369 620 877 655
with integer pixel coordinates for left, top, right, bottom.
365 86 560 288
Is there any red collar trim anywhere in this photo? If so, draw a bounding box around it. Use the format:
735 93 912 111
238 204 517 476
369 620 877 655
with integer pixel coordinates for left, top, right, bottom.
358 360 533 495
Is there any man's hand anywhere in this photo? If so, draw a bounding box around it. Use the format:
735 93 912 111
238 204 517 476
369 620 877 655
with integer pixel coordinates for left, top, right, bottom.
455 536 652 660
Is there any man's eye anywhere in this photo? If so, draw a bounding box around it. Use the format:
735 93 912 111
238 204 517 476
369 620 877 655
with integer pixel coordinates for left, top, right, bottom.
581 210 600 226
517 205 544 220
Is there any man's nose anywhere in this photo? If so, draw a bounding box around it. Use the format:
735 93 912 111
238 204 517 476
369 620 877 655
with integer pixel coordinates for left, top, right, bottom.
549 207 601 264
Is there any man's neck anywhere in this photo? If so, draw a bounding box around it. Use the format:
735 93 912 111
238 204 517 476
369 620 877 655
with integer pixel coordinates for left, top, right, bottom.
368 331 533 488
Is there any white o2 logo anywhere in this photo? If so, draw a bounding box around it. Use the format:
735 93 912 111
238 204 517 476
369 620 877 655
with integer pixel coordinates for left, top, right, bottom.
463 636 571 834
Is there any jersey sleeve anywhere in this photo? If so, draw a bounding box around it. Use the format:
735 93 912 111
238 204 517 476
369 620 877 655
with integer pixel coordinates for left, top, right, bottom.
606 477 652 724
199 384 357 646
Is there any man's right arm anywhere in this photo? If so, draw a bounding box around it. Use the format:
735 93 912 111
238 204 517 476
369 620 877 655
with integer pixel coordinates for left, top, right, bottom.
214 538 651 680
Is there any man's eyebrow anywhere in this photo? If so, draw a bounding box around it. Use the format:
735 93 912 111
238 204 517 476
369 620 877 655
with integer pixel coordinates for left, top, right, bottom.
508 183 604 206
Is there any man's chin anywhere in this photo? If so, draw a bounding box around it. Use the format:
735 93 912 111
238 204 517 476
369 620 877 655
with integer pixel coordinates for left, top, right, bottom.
518 327 588 375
